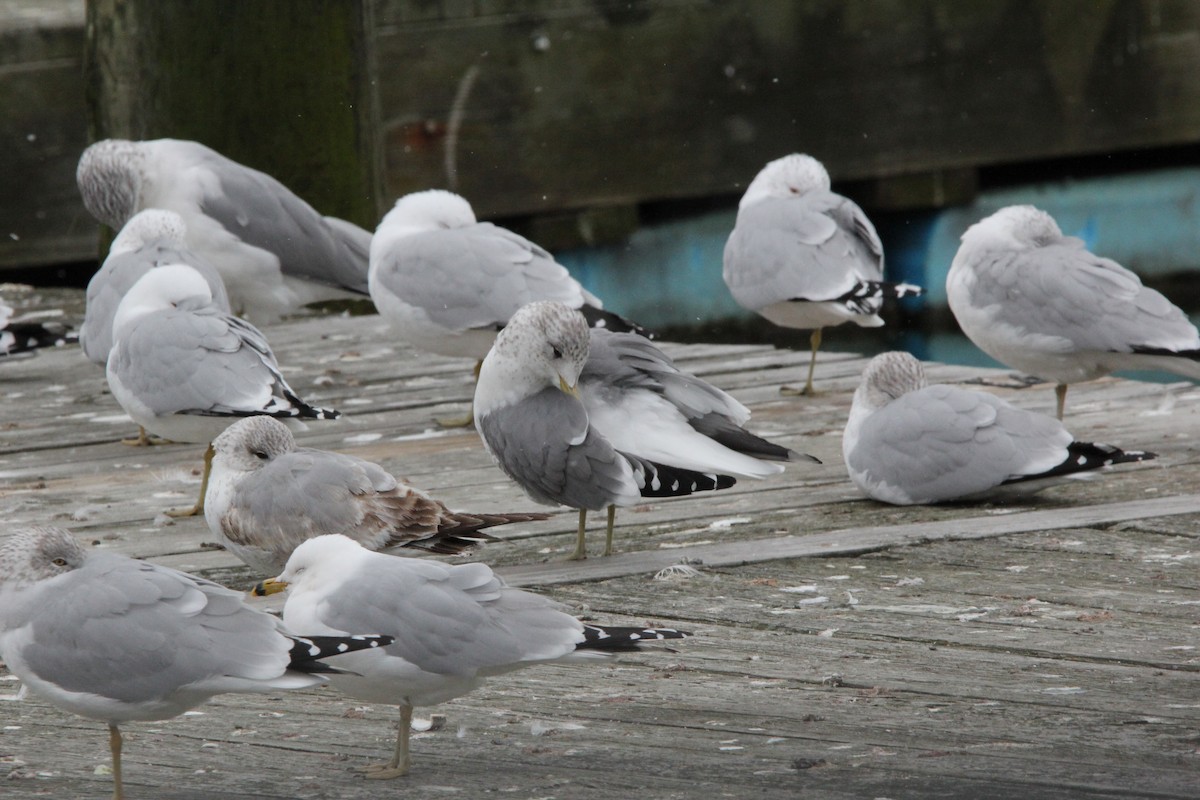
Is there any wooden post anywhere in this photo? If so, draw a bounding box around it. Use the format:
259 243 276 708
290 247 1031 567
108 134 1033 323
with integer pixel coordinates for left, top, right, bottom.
83 0 381 229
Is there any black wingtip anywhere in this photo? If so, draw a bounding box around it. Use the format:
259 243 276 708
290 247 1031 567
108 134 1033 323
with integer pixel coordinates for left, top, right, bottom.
579 304 657 340
286 633 393 672
577 624 691 651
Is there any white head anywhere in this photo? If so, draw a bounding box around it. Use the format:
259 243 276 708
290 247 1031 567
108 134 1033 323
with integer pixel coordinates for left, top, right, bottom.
739 153 832 209
0 526 88 593
111 262 216 341
110 209 188 255
486 301 590 397
276 533 365 590
960 205 1064 252
855 351 927 413
212 416 296 474
77 139 144 229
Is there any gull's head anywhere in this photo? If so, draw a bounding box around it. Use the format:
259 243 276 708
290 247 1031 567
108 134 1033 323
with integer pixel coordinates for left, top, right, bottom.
77 138 144 230
378 190 477 237
856 351 927 412
212 416 296 474
961 205 1064 251
739 153 832 209
111 209 188 255
266 534 364 596
111 263 216 340
490 301 590 395
0 526 87 592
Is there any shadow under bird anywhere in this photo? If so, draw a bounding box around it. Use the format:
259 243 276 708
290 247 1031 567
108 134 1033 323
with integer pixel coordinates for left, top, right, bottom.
77 137 372 325
256 533 689 779
474 301 817 560
0 526 392 800
947 204 1200 419
105 264 340 517
843 351 1156 505
723 153 923 396
205 415 550 575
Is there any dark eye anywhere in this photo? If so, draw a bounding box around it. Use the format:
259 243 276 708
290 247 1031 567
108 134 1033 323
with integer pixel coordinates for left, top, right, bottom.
52 557 68 567
252 450 269 460
551 346 563 359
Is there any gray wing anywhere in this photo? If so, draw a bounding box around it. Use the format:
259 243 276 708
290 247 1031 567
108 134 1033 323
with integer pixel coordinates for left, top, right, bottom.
221 449 449 558
966 243 1200 353
316 558 580 676
11 554 288 703
109 303 299 417
848 384 1071 502
180 142 370 293
724 192 884 311
372 223 586 331
81 240 231 364
478 387 639 510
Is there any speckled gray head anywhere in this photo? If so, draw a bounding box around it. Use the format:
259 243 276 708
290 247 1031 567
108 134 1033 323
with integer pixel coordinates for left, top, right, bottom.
739 153 832 209
493 301 590 390
0 526 87 592
858 351 927 410
211 416 297 473
962 205 1064 251
76 138 144 229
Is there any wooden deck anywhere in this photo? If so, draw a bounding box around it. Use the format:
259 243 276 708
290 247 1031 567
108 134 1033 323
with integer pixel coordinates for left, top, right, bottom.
2 297 1199 798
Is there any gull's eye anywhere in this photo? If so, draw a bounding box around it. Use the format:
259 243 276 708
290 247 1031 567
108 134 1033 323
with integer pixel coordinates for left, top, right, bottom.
251 450 269 460
52 558 68 567
551 345 563 360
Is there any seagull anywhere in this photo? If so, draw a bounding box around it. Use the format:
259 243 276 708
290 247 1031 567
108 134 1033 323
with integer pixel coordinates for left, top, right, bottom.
947 204 1200 419
723 153 922 395
106 264 340 516
205 415 550 575
77 137 373 324
368 189 648 425
80 209 230 367
843 351 1156 505
0 525 391 800
474 301 815 559
1 297 74 359
257 533 689 778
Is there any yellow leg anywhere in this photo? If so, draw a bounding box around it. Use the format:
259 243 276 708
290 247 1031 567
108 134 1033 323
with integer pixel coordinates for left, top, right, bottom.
121 425 173 447
166 443 214 518
781 328 822 396
1055 383 1068 421
569 508 589 560
109 724 124 800
363 704 413 779
602 505 617 556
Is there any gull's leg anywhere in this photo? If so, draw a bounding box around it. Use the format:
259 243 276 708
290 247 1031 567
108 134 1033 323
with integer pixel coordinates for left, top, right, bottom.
109 724 124 800
781 328 822 396
363 704 413 779
602 505 617 556
1055 383 1068 421
121 425 173 447
166 443 214 518
436 360 484 428
568 508 589 560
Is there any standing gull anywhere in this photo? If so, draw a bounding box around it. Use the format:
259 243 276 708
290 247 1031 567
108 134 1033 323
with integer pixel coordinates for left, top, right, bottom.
368 189 646 424
257 534 689 778
106 264 339 516
205 415 550 575
474 301 815 559
77 137 372 324
723 153 922 395
947 205 1200 419
843 351 1156 505
0 526 391 800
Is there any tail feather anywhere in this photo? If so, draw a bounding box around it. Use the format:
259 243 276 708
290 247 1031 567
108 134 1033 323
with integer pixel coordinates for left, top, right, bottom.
1004 441 1156 485
576 624 690 651
579 303 656 340
399 511 551 555
286 633 393 673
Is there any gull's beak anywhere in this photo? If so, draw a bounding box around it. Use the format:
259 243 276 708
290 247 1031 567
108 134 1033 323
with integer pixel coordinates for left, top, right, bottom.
252 577 289 597
558 375 580 399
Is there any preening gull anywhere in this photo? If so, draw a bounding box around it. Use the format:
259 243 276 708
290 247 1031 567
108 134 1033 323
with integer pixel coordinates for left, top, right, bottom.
205 415 550 575
80 209 230 367
106 264 339 516
0 296 74 359
723 153 922 395
0 526 391 800
947 205 1200 419
843 351 1156 505
77 138 372 324
257 533 689 778
474 301 815 559
369 190 646 424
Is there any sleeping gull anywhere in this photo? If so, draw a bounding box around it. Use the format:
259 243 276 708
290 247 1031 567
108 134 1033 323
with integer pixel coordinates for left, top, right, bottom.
77 137 372 324
257 533 689 778
1 296 74 359
843 351 1156 505
0 525 391 800
947 205 1200 419
723 153 922 395
368 189 647 425
474 301 816 560
205 415 550 575
106 264 340 516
